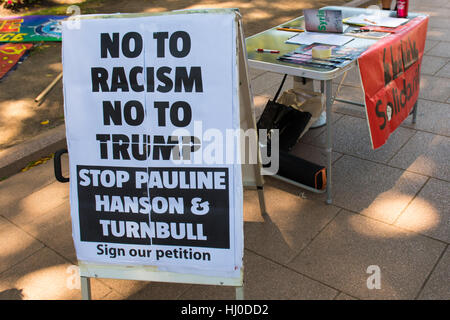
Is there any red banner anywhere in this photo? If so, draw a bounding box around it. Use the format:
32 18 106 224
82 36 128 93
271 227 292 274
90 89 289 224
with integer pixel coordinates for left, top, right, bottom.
0 43 33 80
358 16 428 149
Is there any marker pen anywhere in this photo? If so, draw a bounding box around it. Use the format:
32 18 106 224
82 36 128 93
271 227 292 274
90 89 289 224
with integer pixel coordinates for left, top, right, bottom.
256 48 280 53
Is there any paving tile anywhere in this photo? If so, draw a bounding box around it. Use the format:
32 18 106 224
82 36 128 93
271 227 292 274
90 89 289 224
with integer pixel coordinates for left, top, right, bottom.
91 278 149 299
0 216 44 274
100 290 125 300
435 62 450 78
0 215 9 229
335 292 358 300
388 131 450 181
0 160 59 214
21 201 77 264
418 9 450 19
331 100 366 119
400 99 450 136
395 178 450 243
427 28 450 42
426 29 450 42
330 82 367 119
426 41 450 58
96 276 191 300
333 84 365 104
418 75 450 102
411 2 450 11
309 115 416 164
424 39 440 53
420 55 448 75
248 68 267 80
262 75 294 98
427 18 450 30
243 185 340 264
418 246 450 300
250 72 287 96
418 0 450 8
126 282 192 300
1 180 69 228
300 112 344 144
327 155 428 224
288 211 446 299
0 247 111 300
179 250 338 300
332 66 361 88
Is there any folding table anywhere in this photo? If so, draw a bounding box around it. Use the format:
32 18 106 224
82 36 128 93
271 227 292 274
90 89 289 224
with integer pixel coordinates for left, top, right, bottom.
245 6 423 204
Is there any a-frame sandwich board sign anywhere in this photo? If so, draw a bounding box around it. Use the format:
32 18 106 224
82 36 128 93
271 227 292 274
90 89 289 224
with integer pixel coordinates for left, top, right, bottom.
61 8 266 300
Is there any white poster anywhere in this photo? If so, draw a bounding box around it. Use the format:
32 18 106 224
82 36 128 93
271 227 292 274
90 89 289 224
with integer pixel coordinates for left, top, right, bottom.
62 12 242 278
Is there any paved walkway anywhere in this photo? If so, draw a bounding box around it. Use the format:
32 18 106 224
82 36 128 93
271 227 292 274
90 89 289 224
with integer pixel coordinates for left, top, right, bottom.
0 0 449 300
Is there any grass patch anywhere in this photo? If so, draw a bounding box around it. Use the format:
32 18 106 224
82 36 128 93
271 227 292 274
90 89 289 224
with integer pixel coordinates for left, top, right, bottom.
27 43 50 56
23 0 104 16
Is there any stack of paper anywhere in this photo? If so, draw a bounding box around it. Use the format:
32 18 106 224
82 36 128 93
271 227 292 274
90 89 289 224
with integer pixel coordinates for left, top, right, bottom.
286 32 354 46
344 14 408 28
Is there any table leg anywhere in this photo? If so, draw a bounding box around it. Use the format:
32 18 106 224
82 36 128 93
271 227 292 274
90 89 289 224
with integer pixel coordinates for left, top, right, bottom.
80 276 92 300
236 286 244 300
324 80 333 205
412 101 418 124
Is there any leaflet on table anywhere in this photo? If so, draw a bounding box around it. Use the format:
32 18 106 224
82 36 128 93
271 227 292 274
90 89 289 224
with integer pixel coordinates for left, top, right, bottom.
304 9 344 33
295 43 367 59
343 14 408 28
345 30 390 40
286 31 354 46
278 54 337 70
278 43 367 70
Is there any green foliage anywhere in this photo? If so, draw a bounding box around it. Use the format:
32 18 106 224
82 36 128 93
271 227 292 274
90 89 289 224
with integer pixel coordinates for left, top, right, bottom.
1 0 37 10
24 0 103 15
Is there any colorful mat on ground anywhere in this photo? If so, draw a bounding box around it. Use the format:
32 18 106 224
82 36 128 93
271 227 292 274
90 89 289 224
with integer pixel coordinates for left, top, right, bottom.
0 15 67 42
0 43 33 80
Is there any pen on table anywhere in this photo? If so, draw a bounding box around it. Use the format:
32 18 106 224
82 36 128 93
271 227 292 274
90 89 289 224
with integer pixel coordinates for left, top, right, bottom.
256 48 280 53
276 27 305 33
363 18 377 25
360 26 396 33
